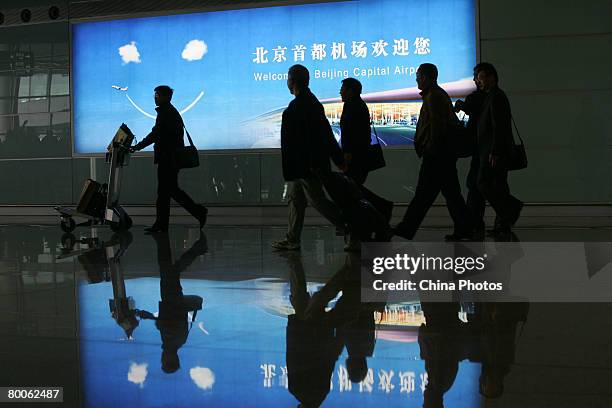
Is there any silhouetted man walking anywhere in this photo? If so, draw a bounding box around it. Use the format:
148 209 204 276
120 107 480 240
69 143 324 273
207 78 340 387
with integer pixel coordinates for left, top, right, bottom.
339 78 371 185
131 85 208 233
474 63 523 234
272 65 345 251
394 63 472 241
455 66 488 234
339 77 394 227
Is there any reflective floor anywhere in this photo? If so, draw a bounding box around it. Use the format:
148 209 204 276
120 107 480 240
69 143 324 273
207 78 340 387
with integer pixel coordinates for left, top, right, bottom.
1 224 612 407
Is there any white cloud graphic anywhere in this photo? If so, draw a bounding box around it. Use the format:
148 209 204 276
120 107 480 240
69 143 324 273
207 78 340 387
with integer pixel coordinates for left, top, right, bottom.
127 362 148 388
190 367 215 390
118 41 141 64
182 39 208 61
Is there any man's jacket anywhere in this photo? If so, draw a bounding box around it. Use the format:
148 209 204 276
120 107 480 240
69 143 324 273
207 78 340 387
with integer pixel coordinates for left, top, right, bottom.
462 89 487 154
477 86 514 160
281 88 343 181
340 96 371 172
414 85 458 158
134 102 184 164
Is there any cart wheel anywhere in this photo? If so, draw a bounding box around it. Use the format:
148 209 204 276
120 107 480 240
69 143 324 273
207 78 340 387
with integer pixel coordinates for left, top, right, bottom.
124 215 133 230
61 233 76 250
111 230 133 247
60 217 76 232
110 214 132 231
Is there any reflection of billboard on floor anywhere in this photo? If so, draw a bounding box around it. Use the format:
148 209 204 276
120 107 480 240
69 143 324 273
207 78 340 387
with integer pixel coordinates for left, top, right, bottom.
79 278 481 408
72 0 477 153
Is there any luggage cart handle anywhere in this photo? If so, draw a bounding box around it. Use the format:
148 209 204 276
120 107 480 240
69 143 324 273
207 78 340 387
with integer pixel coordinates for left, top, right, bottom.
113 142 129 150
106 142 132 165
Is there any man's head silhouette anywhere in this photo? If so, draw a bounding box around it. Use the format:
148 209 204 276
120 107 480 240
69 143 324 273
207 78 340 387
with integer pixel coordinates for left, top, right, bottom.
287 64 309 95
161 349 180 373
154 85 173 106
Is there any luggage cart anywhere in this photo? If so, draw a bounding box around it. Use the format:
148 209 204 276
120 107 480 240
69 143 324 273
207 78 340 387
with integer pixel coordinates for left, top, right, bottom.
57 230 138 337
57 230 133 282
56 123 135 232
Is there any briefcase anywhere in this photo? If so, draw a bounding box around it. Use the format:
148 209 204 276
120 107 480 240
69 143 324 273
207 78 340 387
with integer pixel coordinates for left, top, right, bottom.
507 117 528 171
449 120 474 159
76 179 106 217
367 124 386 172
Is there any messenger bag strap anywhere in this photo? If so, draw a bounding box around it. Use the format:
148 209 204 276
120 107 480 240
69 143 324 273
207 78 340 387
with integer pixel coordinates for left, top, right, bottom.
511 116 524 145
181 119 196 147
491 103 524 147
370 120 382 145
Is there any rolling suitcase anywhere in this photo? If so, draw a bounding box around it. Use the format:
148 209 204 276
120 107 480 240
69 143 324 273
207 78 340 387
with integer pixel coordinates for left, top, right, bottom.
320 172 391 241
76 179 106 217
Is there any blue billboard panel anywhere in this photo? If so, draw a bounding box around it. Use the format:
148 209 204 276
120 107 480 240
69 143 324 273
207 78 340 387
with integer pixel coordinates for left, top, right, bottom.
72 0 476 153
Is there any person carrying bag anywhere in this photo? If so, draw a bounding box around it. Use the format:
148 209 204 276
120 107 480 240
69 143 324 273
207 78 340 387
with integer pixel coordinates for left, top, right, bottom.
131 85 207 233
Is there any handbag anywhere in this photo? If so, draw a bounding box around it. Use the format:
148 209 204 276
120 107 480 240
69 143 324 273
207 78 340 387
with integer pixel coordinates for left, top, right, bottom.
507 116 527 171
367 123 386 172
173 123 200 169
449 115 474 159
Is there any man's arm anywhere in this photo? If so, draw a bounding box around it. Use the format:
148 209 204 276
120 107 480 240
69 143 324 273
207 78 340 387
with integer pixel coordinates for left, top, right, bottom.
323 115 344 168
341 102 371 166
426 91 451 152
133 131 156 151
462 92 480 115
133 114 162 150
340 102 357 154
490 92 512 157
313 103 343 169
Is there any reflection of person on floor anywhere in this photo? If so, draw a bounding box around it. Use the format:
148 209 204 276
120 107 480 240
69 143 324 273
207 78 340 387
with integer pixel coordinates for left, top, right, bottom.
136 231 207 373
418 302 462 408
418 299 528 406
477 302 528 399
472 228 525 398
283 253 378 407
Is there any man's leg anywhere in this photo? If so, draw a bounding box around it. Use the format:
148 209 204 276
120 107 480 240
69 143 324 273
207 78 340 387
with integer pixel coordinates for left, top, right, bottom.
346 166 368 185
301 175 345 230
466 155 486 232
440 158 472 237
286 253 311 318
478 163 523 230
272 181 307 250
168 169 207 224
496 167 523 229
285 180 308 244
151 232 184 302
154 165 173 230
349 167 394 223
395 157 441 240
